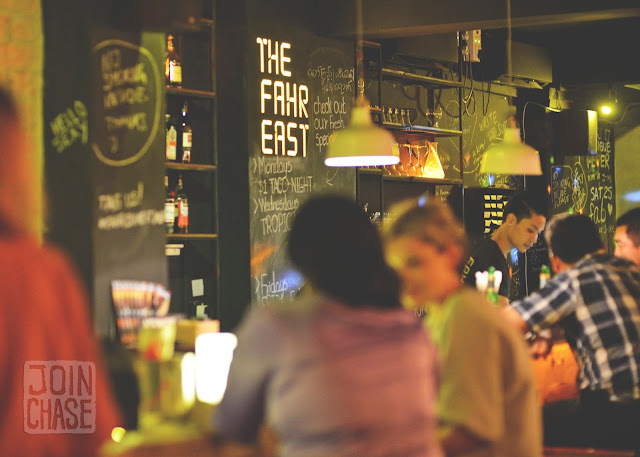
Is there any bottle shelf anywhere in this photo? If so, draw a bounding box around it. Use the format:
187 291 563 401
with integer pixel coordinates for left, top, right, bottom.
358 168 461 185
166 233 218 241
178 17 215 34
199 18 214 28
166 162 217 172
384 176 462 185
381 68 462 89
382 122 462 137
166 87 216 99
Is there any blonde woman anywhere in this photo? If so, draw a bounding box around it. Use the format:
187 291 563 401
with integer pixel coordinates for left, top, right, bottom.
383 196 542 457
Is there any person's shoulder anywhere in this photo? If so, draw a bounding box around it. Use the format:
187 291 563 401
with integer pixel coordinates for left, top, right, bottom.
469 237 502 260
453 288 517 329
447 287 494 318
0 237 72 271
577 252 637 276
267 293 323 316
241 294 323 331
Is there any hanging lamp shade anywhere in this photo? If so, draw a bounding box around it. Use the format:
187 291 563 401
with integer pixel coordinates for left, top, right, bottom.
325 100 399 167
480 126 542 175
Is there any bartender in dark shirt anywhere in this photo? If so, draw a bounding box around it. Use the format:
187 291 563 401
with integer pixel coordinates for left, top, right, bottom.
461 190 547 301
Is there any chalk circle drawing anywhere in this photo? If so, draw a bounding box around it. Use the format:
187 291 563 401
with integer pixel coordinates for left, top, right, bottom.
91 39 161 167
572 161 588 212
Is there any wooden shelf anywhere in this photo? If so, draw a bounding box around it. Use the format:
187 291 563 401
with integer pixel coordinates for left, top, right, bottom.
166 233 218 241
358 168 461 185
166 162 217 172
381 68 462 89
166 87 215 99
199 18 214 28
180 17 215 32
383 121 462 137
383 176 462 185
358 168 383 175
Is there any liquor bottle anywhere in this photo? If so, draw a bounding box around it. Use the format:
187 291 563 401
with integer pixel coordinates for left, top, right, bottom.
180 102 192 163
164 176 175 234
165 114 177 161
539 264 551 288
174 175 189 233
165 34 182 87
487 266 499 306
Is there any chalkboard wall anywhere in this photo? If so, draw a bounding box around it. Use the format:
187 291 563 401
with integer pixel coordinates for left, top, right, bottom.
44 19 168 337
550 125 616 252
439 88 522 188
90 30 168 336
247 12 356 305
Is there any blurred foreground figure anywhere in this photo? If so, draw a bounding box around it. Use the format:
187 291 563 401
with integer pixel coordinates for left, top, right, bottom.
506 213 640 449
384 196 542 457
0 87 122 457
213 194 443 457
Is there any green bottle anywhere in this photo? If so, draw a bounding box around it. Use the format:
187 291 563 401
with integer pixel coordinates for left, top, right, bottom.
487 266 499 306
539 264 551 288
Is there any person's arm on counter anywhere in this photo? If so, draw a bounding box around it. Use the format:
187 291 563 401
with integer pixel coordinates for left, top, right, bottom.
503 305 530 334
503 268 578 341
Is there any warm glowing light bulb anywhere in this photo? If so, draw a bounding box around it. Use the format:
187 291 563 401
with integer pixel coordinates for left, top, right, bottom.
601 105 612 115
111 427 126 443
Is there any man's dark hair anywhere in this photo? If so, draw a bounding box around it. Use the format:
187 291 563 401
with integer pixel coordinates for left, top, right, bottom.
616 208 640 248
546 213 603 263
502 190 547 223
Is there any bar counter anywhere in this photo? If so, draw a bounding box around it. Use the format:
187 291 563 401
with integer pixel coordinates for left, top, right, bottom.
101 418 278 457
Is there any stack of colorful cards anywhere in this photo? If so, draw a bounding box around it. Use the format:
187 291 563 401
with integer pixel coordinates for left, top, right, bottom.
111 280 172 347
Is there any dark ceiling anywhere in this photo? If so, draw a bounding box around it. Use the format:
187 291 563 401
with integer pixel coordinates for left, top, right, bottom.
310 0 640 111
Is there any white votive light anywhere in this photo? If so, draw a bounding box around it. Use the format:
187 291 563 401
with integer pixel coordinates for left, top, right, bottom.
195 332 238 404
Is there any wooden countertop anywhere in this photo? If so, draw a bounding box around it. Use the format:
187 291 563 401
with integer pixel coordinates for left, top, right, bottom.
101 421 278 457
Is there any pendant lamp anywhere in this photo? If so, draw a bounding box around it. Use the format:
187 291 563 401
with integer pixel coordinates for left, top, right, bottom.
480 120 542 175
324 0 399 168
479 0 542 176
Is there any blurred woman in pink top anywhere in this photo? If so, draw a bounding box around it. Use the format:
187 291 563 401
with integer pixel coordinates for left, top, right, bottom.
214 194 443 457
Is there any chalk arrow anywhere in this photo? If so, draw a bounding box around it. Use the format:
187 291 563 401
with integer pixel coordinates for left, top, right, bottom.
326 168 338 187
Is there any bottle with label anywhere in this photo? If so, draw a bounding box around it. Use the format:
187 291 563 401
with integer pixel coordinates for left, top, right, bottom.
180 102 192 163
165 114 177 161
174 175 189 233
165 34 182 87
164 175 175 234
539 264 551 288
487 266 499 306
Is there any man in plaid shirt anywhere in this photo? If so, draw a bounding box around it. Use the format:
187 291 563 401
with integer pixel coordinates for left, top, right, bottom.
504 213 640 450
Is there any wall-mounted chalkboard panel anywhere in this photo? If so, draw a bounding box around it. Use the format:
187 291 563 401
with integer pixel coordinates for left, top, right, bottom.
91 30 168 336
247 17 355 305
549 125 615 252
